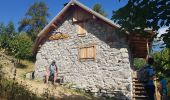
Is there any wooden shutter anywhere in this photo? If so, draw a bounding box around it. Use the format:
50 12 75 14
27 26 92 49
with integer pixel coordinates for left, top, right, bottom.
80 47 87 59
77 23 86 36
79 45 96 61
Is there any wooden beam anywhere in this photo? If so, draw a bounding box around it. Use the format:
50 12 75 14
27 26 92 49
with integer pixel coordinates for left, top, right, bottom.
130 41 147 44
51 23 57 28
73 18 92 24
146 39 149 55
93 15 96 19
130 38 147 41
131 45 150 48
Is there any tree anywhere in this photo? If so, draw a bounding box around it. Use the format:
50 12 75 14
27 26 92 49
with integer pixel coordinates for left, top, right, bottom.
93 3 107 17
9 32 33 60
5 21 16 38
112 0 170 48
133 58 146 70
152 48 170 77
0 21 16 49
0 23 6 48
0 23 6 35
112 0 170 75
18 1 49 41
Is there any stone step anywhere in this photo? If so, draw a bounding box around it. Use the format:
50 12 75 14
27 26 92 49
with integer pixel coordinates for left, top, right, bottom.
132 79 139 81
132 78 139 81
133 83 144 87
133 95 148 99
133 91 147 96
132 71 148 100
133 87 145 89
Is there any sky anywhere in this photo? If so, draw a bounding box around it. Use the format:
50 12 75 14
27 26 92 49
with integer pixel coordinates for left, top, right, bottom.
152 27 168 52
0 0 128 30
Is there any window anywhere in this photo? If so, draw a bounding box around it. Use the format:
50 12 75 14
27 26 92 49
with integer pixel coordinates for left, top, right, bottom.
79 45 96 61
77 23 87 37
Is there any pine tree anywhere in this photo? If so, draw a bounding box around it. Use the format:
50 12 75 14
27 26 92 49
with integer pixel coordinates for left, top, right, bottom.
93 3 107 17
18 1 50 41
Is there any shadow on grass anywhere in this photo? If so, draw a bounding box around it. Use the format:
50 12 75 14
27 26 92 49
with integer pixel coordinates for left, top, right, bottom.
16 63 27 68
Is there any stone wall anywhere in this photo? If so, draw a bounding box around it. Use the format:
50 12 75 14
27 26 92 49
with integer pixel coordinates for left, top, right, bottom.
35 13 132 99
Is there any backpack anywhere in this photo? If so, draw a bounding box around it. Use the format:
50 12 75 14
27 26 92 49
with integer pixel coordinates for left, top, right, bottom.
137 65 151 83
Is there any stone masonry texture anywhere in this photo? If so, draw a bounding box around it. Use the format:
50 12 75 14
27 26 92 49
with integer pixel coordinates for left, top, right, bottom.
35 12 132 99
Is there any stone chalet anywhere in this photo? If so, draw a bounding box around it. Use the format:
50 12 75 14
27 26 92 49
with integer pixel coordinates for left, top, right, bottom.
33 0 153 99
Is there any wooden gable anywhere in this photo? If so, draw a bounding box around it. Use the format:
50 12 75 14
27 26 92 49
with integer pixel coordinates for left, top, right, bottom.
129 33 153 58
72 6 92 23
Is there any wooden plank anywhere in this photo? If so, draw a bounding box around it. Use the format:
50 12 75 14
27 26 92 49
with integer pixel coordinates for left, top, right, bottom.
130 41 148 43
73 7 92 22
87 47 94 58
77 22 86 36
73 9 78 22
146 39 149 55
51 23 57 28
73 18 91 24
80 47 87 59
94 45 96 61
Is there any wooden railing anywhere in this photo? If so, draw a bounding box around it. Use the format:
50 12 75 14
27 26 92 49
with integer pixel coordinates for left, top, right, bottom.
154 78 161 100
132 70 161 100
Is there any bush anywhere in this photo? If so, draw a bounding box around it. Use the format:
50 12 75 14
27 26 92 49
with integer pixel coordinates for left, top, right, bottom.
134 58 146 70
9 32 33 60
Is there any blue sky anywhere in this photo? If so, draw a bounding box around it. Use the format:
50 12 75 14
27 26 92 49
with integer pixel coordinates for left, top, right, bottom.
0 0 128 30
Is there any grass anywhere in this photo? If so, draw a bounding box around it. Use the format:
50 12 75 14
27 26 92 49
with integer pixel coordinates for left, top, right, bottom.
0 64 43 100
16 60 35 78
0 58 102 100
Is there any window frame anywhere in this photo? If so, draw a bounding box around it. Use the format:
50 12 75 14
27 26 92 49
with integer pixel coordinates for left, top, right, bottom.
79 44 96 61
76 22 87 37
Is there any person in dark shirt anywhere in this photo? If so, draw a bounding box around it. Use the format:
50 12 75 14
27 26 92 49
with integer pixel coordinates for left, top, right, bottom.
143 57 155 100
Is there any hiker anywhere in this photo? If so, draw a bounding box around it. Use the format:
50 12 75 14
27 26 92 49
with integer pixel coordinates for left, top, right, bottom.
45 61 58 84
138 57 155 100
159 76 167 100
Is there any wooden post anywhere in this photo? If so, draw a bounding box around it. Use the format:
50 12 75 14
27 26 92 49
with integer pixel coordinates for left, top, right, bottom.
155 78 161 100
146 39 149 60
146 39 149 55
51 23 57 29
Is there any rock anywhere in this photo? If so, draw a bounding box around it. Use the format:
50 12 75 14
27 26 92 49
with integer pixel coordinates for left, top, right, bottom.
120 48 128 53
25 72 33 80
90 87 99 93
122 52 129 58
101 89 107 93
